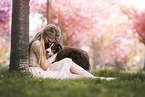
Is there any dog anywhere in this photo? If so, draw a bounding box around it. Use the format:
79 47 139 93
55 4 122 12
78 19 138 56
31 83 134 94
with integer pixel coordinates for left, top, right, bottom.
45 42 90 71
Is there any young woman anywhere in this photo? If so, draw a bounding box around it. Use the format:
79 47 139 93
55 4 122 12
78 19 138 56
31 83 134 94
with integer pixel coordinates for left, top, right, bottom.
28 24 115 80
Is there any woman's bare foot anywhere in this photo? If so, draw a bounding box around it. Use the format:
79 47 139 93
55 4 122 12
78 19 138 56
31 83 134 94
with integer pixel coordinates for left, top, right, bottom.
95 77 116 80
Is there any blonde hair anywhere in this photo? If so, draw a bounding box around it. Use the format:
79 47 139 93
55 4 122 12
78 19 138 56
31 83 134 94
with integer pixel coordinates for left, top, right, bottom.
29 24 61 66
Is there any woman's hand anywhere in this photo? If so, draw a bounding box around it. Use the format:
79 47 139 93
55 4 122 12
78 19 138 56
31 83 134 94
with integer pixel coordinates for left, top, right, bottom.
41 53 57 71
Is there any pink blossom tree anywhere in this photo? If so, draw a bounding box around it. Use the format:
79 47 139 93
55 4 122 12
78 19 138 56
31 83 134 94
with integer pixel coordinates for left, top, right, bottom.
0 0 11 67
133 12 145 44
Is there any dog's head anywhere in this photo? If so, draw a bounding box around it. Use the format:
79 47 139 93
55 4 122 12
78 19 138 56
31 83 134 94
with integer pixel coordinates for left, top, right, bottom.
45 42 63 59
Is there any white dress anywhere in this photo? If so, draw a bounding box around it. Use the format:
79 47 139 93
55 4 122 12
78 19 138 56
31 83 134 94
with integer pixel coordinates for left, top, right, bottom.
29 58 72 79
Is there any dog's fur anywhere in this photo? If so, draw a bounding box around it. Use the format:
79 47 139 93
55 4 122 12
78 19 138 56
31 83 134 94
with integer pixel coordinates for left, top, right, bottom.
45 42 90 71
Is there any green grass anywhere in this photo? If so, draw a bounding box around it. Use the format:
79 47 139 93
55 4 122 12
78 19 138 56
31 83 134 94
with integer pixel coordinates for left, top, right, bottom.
0 68 145 97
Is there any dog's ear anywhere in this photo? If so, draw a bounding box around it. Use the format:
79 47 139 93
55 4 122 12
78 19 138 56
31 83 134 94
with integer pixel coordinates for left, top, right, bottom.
52 42 63 54
58 43 63 51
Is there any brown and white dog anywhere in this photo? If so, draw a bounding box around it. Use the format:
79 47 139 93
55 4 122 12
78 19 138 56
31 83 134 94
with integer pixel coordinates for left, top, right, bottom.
45 42 90 71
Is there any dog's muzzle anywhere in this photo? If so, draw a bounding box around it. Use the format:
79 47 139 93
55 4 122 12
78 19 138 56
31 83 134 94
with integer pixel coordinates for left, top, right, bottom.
46 43 54 59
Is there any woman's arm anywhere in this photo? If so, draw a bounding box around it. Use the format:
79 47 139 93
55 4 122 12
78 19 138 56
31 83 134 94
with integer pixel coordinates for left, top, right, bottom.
42 53 57 70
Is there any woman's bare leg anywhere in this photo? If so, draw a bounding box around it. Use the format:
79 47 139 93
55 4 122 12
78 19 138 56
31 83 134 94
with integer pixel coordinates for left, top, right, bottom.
67 59 95 78
56 58 116 80
53 58 93 79
68 73 85 79
68 59 116 80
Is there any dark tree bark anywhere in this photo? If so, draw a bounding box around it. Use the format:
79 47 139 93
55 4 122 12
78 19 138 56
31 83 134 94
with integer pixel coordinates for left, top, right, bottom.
10 0 30 73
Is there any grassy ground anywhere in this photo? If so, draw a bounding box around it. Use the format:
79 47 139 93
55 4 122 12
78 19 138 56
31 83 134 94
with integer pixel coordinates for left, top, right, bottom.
0 68 145 97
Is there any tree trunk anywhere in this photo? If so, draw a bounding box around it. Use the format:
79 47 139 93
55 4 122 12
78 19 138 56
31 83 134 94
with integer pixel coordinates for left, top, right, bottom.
10 0 30 73
92 41 103 69
47 0 50 24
